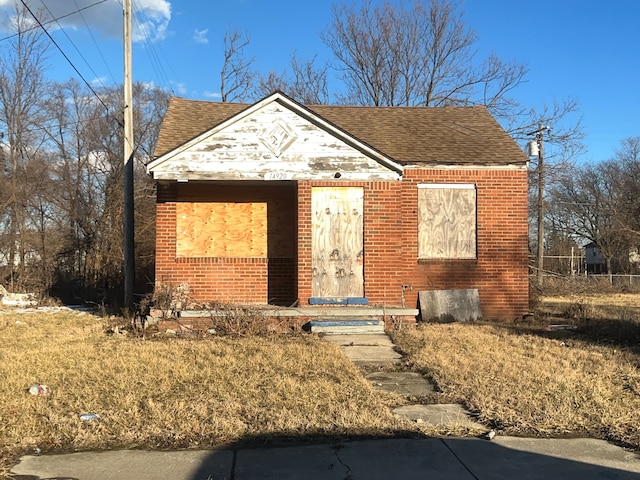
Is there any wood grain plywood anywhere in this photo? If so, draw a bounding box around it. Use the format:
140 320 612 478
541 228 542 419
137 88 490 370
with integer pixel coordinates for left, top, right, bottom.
176 202 267 258
418 184 476 259
311 187 364 298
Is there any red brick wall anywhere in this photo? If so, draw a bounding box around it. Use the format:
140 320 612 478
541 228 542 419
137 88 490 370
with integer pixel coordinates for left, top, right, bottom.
155 167 529 320
399 168 529 320
294 169 528 320
154 182 297 305
296 180 405 305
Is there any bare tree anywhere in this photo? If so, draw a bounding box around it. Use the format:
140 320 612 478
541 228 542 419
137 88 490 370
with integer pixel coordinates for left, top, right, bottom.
512 99 585 277
220 27 255 102
321 0 584 277
41 80 169 304
132 83 171 292
255 70 290 99
322 0 527 110
256 53 329 104
550 160 631 280
614 137 640 240
0 2 50 291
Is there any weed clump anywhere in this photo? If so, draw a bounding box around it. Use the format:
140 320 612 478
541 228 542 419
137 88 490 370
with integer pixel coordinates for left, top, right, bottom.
205 302 271 336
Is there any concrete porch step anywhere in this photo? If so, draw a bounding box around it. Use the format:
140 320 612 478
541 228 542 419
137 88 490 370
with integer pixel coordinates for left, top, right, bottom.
323 333 402 365
309 318 384 334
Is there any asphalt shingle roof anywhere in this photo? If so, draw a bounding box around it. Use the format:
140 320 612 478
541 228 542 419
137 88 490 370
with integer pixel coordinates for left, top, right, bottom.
153 96 528 165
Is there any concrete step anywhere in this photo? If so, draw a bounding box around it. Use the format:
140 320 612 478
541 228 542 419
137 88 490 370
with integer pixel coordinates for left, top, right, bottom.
324 333 401 365
392 404 485 430
309 318 384 334
323 334 395 347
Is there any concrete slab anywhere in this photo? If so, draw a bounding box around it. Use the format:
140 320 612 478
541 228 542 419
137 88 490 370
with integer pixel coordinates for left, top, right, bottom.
235 439 475 480
311 323 385 334
445 437 640 479
338 345 402 364
366 371 436 397
337 438 477 480
493 436 640 473
180 307 381 318
323 333 401 364
10 438 640 480
393 404 484 429
323 333 394 347
235 443 345 480
10 449 234 480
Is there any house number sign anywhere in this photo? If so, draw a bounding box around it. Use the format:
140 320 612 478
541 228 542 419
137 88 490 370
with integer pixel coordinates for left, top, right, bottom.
264 171 293 181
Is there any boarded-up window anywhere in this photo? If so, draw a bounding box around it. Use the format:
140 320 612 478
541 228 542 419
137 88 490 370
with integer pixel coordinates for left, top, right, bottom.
418 184 476 259
176 202 267 258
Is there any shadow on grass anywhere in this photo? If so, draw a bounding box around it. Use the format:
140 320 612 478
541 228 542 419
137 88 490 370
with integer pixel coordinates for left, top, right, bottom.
514 315 640 355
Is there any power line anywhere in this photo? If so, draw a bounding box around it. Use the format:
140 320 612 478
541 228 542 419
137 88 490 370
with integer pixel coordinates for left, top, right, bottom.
17 0 120 126
131 0 176 95
0 0 108 43
74 0 118 86
37 0 110 92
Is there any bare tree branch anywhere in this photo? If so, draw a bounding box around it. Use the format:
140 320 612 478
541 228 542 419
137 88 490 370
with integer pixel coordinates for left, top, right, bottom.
321 0 527 111
255 53 329 104
220 27 255 103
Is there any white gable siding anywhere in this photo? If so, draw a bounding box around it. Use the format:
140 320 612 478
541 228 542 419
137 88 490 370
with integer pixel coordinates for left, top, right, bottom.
150 102 400 181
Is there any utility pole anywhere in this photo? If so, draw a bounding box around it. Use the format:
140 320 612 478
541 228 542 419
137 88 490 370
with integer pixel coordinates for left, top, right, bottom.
123 0 135 310
529 124 549 286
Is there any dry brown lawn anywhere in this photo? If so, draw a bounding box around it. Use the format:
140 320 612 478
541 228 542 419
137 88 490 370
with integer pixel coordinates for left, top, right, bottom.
2 292 639 477
391 293 640 449
0 309 406 476
539 293 640 319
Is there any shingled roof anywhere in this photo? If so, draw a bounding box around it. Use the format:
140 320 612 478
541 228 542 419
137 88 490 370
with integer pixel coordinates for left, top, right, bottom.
153 95 528 165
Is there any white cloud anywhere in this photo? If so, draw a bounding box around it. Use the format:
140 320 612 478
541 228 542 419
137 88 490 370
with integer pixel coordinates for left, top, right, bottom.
193 28 208 45
173 81 187 96
0 0 172 43
203 91 221 99
90 76 108 87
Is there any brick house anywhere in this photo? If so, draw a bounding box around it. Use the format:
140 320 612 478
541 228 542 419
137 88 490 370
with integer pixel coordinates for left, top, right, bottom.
147 92 529 322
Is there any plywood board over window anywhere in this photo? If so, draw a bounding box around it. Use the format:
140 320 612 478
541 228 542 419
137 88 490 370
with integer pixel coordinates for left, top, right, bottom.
418 184 476 259
176 202 267 257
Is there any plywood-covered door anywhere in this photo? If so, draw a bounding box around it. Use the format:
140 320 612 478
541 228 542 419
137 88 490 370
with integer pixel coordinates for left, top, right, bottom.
311 187 364 298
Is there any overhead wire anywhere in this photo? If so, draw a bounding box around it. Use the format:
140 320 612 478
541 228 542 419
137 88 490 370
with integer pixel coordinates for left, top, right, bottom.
16 0 122 127
11 114 122 144
73 0 118 86
4 0 178 97
131 0 176 95
38 0 110 92
9 0 177 132
0 0 108 43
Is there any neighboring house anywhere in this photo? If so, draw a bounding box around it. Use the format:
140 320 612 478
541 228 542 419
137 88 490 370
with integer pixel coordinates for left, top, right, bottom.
630 248 640 272
147 92 529 321
584 242 607 274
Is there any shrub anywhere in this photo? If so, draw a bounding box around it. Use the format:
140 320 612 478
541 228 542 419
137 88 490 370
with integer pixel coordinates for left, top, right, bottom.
205 302 271 336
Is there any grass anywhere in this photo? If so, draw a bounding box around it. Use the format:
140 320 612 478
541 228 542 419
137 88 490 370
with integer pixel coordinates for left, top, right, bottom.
391 292 640 448
0 309 406 477
3 292 640 477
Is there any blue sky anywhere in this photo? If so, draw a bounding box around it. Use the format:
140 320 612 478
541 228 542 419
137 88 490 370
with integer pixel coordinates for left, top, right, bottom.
0 0 638 164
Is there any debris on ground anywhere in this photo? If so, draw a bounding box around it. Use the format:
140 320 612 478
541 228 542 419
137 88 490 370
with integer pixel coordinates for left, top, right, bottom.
0 284 37 307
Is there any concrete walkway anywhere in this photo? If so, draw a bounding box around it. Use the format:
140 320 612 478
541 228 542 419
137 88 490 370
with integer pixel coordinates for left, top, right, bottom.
324 332 485 430
11 330 640 479
11 437 640 479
